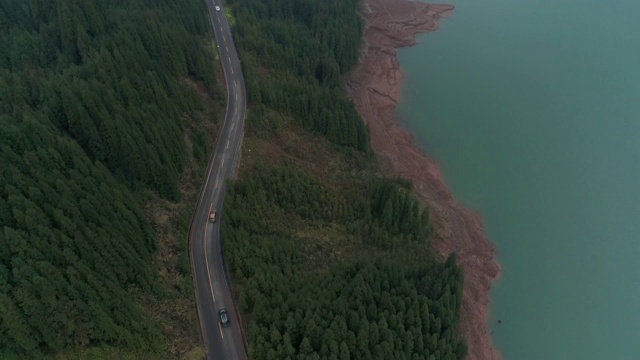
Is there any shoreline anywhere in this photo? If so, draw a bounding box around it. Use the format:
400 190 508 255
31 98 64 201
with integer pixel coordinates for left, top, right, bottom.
345 0 502 359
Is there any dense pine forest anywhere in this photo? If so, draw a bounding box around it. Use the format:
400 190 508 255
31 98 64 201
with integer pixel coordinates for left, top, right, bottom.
1 0 467 358
1 0 221 358
223 0 468 358
233 0 370 151
223 165 466 359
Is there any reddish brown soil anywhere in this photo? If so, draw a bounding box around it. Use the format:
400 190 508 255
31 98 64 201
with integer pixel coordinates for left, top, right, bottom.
345 1 501 359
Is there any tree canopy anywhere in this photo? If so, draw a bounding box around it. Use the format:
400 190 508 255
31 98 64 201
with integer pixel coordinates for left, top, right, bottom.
232 0 370 151
1 0 219 357
222 0 468 357
0 0 468 358
223 164 466 360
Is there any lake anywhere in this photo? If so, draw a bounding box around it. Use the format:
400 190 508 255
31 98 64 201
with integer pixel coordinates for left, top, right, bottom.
397 0 640 358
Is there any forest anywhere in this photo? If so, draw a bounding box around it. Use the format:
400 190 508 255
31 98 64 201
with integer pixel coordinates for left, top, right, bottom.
223 0 469 357
1 0 220 358
223 162 466 359
0 0 467 358
233 0 370 151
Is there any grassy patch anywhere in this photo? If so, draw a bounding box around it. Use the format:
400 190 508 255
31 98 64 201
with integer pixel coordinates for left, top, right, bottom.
225 8 235 27
235 111 424 261
210 39 220 61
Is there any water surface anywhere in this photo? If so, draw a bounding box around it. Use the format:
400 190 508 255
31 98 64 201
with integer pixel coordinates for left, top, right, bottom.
397 0 640 358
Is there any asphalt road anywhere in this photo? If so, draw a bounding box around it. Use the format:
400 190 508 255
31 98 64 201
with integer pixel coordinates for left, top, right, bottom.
189 1 248 359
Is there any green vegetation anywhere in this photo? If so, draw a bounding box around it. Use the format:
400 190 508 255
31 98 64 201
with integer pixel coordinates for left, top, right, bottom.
233 0 370 151
222 0 468 358
224 163 466 359
1 0 467 358
0 0 222 358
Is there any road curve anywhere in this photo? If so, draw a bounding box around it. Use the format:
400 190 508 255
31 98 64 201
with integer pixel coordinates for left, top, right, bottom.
188 1 248 359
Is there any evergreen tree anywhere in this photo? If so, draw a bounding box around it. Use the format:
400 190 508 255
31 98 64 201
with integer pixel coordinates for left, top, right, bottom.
1 0 219 356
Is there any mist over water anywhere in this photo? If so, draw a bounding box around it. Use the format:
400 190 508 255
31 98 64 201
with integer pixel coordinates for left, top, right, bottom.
396 0 640 359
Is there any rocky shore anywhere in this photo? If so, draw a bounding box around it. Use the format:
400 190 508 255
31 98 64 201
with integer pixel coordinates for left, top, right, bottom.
345 0 502 359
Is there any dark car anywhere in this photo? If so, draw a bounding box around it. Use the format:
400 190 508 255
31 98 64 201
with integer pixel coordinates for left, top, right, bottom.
219 308 230 327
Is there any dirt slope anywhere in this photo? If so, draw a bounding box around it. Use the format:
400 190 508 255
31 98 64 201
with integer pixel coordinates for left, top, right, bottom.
345 1 501 359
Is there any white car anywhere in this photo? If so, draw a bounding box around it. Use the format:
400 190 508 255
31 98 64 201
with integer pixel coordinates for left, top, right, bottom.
215 5 221 12
219 309 230 327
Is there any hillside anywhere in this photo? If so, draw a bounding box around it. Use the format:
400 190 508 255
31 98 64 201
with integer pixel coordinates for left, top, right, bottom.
0 0 467 359
223 0 468 358
0 0 222 358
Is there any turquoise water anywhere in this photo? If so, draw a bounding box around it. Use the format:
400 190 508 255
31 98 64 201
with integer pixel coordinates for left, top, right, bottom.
397 0 640 359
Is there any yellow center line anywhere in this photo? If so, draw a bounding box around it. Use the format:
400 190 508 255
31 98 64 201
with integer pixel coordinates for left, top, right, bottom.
204 208 216 303
218 322 224 339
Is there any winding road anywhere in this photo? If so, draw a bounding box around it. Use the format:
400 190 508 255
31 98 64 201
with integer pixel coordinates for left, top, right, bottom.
188 1 248 359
